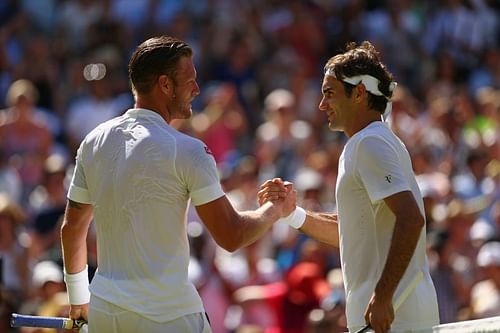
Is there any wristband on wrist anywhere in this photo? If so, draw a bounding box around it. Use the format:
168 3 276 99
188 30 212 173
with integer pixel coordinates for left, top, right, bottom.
64 265 90 305
279 206 306 229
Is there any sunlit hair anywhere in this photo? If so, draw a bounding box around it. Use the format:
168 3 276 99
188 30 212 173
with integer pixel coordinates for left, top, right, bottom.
129 36 192 95
324 41 394 114
6 79 39 106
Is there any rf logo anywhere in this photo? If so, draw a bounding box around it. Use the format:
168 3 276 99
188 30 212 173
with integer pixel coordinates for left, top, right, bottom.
204 146 213 156
385 175 392 183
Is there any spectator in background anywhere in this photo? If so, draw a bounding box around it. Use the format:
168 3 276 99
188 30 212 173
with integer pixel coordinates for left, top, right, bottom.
212 35 261 132
468 48 500 97
363 0 425 93
473 87 499 148
470 241 500 319
387 85 425 149
187 224 234 333
305 267 347 333
427 229 465 323
55 0 105 53
0 193 30 326
18 260 68 333
28 154 68 214
452 148 497 227
234 260 332 333
411 142 453 233
190 82 249 163
422 0 495 73
0 79 53 203
255 88 312 182
19 35 59 114
64 55 132 157
27 154 69 263
293 167 327 212
439 200 480 303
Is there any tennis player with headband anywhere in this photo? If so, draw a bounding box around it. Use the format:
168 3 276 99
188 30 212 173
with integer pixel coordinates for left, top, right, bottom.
259 41 439 333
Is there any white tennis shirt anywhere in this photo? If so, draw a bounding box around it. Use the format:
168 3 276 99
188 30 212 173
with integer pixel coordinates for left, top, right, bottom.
336 121 439 331
67 108 225 322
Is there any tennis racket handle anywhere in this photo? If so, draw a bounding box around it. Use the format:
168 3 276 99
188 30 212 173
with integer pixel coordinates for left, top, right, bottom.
11 313 87 329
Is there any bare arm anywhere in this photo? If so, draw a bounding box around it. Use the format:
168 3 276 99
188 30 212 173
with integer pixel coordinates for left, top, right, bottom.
60 199 93 321
257 179 340 248
195 195 289 252
365 190 425 332
60 199 94 274
299 212 339 248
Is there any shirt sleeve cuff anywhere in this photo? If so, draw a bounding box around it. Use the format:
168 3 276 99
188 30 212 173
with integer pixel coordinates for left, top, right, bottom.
191 183 225 206
370 184 409 203
67 184 92 204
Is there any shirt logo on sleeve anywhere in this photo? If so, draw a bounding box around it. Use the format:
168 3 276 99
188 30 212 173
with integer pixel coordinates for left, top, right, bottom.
204 146 213 156
385 175 392 183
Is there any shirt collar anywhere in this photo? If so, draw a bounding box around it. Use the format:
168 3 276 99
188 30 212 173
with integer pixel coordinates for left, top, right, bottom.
125 108 166 123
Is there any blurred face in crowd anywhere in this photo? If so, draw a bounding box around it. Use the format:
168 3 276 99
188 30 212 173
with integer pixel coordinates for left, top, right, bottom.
13 95 36 120
165 56 200 120
319 75 355 133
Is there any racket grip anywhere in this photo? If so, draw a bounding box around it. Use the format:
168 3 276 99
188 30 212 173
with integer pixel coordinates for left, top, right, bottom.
10 313 86 329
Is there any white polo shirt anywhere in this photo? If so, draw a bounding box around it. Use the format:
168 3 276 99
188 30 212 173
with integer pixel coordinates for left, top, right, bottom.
336 121 439 331
67 108 225 322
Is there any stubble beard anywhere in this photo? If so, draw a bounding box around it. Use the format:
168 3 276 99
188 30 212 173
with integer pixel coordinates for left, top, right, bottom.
328 119 343 132
169 93 192 120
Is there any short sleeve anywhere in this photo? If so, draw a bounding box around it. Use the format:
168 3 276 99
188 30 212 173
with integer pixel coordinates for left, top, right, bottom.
67 143 92 204
355 136 409 203
177 142 224 206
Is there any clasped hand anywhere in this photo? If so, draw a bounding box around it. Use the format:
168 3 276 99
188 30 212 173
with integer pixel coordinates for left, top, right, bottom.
257 178 297 218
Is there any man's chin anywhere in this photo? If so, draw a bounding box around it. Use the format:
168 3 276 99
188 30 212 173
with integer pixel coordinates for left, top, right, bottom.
328 124 344 134
175 107 193 120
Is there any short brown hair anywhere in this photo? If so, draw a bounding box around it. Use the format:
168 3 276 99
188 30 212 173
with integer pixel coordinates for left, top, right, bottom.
325 41 394 114
128 36 192 95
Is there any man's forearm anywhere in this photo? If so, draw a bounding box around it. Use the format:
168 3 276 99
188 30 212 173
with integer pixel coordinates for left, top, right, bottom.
374 216 423 300
61 212 92 306
61 220 89 273
234 201 281 249
299 212 339 247
61 200 93 274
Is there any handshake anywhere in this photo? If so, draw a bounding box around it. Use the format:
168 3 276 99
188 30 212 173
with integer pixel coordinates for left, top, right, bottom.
257 178 307 230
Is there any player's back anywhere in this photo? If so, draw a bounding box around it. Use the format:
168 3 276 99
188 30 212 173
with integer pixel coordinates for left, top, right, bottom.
78 108 205 321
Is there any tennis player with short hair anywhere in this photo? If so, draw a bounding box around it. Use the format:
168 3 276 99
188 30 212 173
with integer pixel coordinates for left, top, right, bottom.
60 35 294 333
259 41 439 333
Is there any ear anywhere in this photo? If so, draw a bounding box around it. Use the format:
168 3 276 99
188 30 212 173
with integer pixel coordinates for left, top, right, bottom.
158 74 171 95
354 83 366 102
356 83 366 98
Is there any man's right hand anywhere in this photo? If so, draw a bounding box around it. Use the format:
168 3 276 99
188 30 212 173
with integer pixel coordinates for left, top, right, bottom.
258 178 297 218
69 303 88 330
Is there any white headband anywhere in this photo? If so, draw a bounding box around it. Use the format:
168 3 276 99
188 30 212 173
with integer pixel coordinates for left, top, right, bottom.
325 68 397 119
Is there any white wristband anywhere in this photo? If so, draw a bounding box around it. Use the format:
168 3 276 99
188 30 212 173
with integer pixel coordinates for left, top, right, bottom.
279 206 306 229
64 265 90 305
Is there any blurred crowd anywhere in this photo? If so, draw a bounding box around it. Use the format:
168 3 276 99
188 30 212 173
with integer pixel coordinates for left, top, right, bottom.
0 0 498 332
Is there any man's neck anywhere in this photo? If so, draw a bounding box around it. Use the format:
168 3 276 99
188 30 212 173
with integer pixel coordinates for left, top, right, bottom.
135 95 171 123
346 112 382 137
